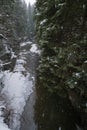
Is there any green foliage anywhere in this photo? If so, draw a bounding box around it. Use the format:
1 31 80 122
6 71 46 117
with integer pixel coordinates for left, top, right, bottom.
35 0 87 107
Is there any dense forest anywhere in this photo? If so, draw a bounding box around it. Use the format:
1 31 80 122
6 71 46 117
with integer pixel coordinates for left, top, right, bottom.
35 0 87 129
0 0 34 56
0 0 87 130
0 1 35 129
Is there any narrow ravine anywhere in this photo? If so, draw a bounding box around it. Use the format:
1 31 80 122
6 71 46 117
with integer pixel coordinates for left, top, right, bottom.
20 43 83 130
2 41 82 130
0 40 82 130
12 41 39 130
20 41 39 130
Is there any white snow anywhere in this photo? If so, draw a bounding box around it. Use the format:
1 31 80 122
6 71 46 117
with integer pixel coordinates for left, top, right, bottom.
0 44 34 129
0 71 3 79
75 73 80 78
0 122 11 130
16 59 26 64
14 64 26 72
2 71 33 111
0 41 38 130
84 60 87 63
20 41 32 47
0 62 11 67
10 48 17 59
14 58 26 72
40 19 47 25
58 2 66 6
30 44 41 54
36 12 41 16
1 71 33 130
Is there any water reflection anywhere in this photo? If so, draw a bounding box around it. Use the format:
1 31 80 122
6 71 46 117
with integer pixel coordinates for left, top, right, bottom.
34 84 81 130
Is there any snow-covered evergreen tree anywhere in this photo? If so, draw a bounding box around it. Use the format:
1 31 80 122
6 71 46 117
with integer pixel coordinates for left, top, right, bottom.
35 0 87 127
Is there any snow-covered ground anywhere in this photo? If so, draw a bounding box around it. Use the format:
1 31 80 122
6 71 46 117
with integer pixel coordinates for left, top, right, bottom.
0 122 11 130
1 71 33 130
0 42 39 130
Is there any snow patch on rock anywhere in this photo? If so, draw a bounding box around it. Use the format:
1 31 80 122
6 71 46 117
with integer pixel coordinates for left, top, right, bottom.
20 41 32 47
30 44 41 54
